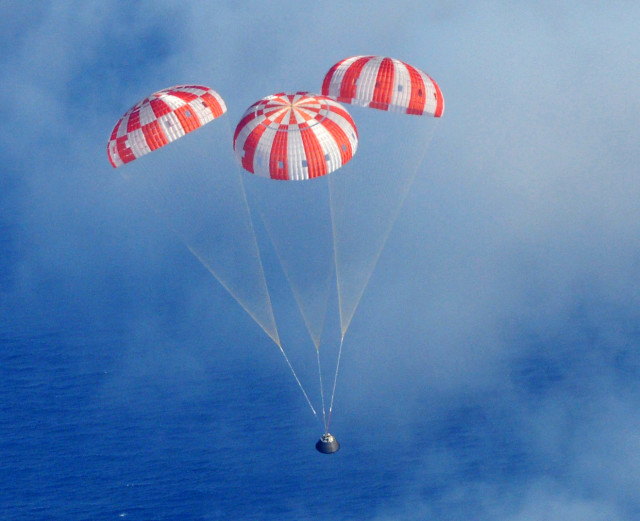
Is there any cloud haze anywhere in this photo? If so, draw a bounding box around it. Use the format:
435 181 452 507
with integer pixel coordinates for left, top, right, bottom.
2 2 640 519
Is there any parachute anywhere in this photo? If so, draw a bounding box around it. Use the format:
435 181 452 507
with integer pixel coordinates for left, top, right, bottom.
108 85 227 167
107 85 279 346
234 92 359 353
234 92 359 441
317 55 445 334
318 56 444 395
233 92 358 180
321 55 444 117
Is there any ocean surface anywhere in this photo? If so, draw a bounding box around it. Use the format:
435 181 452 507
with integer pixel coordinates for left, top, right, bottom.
0 320 443 520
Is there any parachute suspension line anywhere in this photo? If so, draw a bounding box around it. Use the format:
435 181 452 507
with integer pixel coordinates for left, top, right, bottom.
324 124 438 429
223 118 281 347
226 119 321 426
331 124 438 338
182 245 281 346
254 199 331 430
117 168 281 345
316 347 328 433
326 333 345 432
254 202 328 351
121 179 316 424
275 339 323 425
328 178 345 337
325 167 344 432
248 213 324 428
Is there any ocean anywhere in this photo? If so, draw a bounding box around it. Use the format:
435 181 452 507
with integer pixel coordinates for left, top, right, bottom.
0 319 430 520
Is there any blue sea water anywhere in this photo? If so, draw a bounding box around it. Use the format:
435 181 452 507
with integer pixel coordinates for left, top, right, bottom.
1 311 544 521
0 321 429 520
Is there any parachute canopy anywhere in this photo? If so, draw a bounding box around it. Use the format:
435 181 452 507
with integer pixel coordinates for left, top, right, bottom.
108 85 227 168
233 92 358 181
321 56 444 117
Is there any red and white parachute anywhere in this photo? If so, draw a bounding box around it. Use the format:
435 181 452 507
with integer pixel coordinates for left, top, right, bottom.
233 92 358 180
107 85 227 168
321 56 444 117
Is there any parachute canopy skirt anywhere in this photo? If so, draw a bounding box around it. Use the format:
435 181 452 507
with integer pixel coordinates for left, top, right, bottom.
316 433 340 454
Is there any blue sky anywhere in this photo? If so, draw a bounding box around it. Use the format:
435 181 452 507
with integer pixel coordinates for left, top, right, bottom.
2 2 640 519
